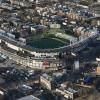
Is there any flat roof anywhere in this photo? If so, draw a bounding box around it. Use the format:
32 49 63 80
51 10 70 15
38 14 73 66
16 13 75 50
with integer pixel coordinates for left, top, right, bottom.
16 95 40 100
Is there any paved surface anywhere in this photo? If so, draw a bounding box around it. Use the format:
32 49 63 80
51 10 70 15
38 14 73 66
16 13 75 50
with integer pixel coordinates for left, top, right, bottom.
0 57 28 70
55 32 77 42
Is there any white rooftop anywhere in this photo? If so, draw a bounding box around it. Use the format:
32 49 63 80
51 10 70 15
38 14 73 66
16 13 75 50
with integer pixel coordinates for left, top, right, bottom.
16 95 40 100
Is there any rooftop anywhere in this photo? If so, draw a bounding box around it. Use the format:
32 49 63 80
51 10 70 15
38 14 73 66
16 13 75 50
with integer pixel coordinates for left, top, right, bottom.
42 73 52 81
16 95 40 100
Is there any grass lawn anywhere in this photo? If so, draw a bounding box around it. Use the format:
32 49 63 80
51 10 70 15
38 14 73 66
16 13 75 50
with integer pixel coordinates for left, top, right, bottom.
26 38 69 49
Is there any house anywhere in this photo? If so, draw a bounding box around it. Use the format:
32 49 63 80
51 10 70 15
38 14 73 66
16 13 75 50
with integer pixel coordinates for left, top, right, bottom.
40 73 56 90
56 87 79 99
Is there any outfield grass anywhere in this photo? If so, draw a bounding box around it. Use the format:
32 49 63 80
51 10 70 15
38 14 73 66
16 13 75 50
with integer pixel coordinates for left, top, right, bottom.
26 38 69 49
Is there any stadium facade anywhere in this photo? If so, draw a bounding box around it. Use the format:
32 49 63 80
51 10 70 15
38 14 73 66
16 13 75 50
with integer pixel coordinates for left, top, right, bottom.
0 28 99 70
